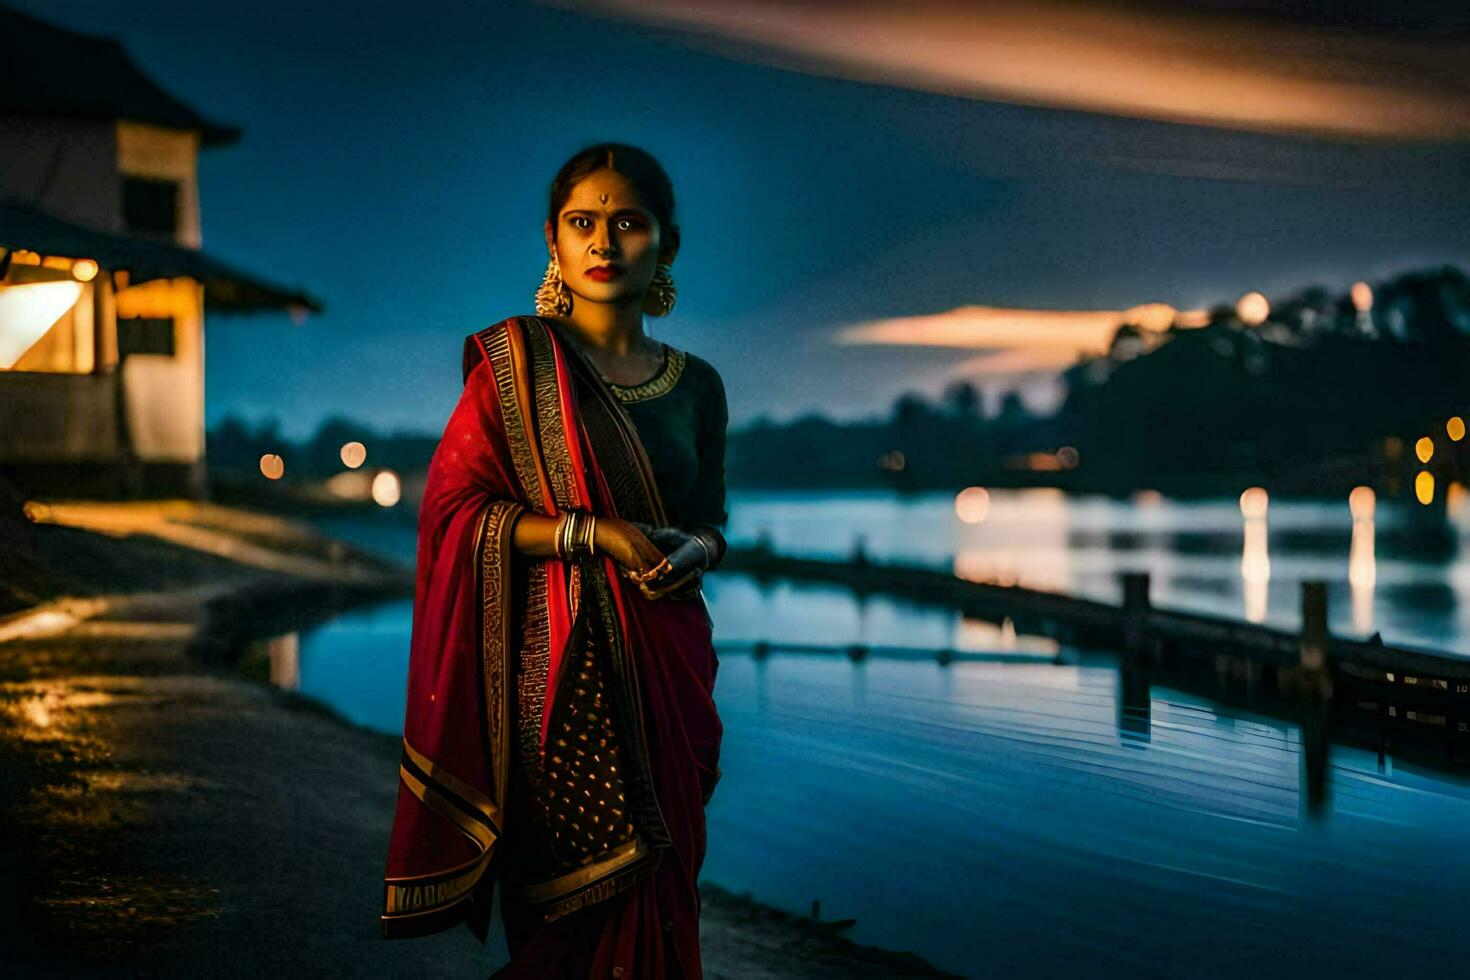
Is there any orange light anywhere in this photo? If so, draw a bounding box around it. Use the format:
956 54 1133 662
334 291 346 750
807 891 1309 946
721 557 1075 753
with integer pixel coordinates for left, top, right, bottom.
1235 292 1269 326
1239 486 1268 519
1350 281 1373 313
340 441 367 468
955 486 990 524
372 470 401 507
1348 485 1375 520
1448 417 1465 442
71 258 99 282
1415 436 1434 463
259 453 285 480
1416 471 1435 505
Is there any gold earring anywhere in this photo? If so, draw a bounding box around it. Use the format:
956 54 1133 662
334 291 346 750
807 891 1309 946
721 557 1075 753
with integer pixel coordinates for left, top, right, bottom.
643 261 676 317
535 252 572 317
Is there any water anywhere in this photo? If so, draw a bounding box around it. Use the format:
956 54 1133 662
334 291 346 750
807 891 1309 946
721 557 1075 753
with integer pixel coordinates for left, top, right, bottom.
291 490 1470 976
319 487 1470 652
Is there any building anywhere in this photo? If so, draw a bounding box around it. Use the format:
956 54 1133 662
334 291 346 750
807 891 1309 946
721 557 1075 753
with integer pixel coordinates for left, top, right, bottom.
0 7 321 498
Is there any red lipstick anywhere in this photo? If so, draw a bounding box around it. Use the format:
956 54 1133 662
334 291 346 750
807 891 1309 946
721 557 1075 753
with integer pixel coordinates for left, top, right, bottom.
586 265 624 282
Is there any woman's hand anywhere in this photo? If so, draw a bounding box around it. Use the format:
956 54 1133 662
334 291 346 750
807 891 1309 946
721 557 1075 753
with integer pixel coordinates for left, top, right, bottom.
594 517 667 588
625 524 713 599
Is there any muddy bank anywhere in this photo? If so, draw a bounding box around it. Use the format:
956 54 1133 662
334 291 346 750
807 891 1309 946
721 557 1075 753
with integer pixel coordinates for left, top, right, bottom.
0 501 958 978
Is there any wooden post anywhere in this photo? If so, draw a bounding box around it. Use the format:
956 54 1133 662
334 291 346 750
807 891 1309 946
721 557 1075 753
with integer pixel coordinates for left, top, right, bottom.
1301 694 1330 816
1121 572 1151 657
1118 572 1152 739
1301 580 1327 670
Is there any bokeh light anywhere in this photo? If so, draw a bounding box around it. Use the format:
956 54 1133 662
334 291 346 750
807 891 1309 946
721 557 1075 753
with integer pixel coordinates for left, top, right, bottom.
372 469 401 507
1239 486 1268 519
340 441 367 468
1235 291 1269 326
1415 436 1434 463
71 258 99 282
1349 485 1375 520
1350 281 1373 313
1448 417 1465 442
955 486 990 523
1416 471 1435 505
259 453 284 480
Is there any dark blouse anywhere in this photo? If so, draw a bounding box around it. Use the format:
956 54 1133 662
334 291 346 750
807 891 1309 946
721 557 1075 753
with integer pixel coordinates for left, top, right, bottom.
604 341 728 536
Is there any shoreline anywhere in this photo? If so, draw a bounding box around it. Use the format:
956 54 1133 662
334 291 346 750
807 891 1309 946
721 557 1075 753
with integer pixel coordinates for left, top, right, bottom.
0 498 959 978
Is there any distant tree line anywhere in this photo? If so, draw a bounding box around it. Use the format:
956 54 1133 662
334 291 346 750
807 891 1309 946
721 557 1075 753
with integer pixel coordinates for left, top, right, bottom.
209 265 1470 499
206 415 437 481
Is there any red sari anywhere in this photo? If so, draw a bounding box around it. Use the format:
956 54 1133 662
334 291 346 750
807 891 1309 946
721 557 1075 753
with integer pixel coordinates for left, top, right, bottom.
381 315 723 977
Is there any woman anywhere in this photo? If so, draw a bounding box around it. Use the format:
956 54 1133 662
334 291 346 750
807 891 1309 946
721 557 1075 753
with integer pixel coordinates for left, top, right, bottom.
380 143 729 980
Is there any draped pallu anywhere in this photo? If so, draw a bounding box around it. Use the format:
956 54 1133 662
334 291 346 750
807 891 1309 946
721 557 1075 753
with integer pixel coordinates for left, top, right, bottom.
381 315 723 976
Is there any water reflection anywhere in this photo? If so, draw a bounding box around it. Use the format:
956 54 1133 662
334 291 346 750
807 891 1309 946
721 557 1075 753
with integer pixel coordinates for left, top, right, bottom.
258 631 300 690
1349 486 1377 634
704 647 1470 976
264 572 1470 977
1239 487 1271 623
725 488 1467 649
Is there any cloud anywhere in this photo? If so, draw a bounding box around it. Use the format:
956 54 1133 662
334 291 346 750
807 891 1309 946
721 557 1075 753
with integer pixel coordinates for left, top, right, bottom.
554 0 1470 140
832 302 1208 412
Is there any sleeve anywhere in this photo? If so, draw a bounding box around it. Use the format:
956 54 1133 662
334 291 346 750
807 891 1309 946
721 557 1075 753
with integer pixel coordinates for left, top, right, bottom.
685 362 729 564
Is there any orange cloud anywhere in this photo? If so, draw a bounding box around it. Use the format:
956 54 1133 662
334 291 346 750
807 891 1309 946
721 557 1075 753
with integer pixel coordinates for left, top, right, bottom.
834 303 1203 355
555 0 1470 140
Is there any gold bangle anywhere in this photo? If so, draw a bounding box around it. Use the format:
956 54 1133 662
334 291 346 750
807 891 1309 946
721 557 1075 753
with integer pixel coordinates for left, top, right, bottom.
555 512 570 559
585 515 597 556
563 510 590 559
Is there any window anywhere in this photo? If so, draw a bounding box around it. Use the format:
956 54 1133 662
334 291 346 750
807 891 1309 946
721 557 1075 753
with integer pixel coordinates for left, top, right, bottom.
121 176 180 238
0 259 90 372
117 317 175 357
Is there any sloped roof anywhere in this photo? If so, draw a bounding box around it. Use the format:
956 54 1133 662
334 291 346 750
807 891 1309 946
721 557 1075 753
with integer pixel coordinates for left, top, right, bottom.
1 203 323 314
0 7 241 147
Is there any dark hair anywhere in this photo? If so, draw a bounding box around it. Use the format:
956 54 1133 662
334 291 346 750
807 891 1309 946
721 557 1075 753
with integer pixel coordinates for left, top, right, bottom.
547 143 679 252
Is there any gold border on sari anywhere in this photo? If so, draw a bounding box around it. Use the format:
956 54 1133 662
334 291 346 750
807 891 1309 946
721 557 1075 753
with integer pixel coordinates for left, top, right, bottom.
524 316 580 509
480 498 525 806
382 734 499 932
517 837 651 902
481 320 547 509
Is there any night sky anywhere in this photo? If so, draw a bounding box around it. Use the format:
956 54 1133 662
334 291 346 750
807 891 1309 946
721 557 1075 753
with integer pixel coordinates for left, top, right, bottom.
13 0 1470 436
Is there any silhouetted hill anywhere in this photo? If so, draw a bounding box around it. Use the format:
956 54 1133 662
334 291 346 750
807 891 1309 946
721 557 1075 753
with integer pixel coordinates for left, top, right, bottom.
207 264 1470 500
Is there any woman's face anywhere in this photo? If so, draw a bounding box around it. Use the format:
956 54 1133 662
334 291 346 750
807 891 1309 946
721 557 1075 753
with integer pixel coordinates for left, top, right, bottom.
545 168 673 311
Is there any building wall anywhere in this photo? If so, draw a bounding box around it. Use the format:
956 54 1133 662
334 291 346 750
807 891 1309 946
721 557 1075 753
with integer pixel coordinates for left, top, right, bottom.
116 120 202 247
0 370 119 460
114 122 206 464
0 112 120 230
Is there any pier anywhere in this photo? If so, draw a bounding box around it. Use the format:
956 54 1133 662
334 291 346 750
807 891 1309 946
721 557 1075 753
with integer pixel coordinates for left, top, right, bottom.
720 544 1470 785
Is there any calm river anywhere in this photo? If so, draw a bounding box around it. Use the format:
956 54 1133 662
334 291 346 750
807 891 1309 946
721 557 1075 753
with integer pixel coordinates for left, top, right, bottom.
278 489 1470 977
